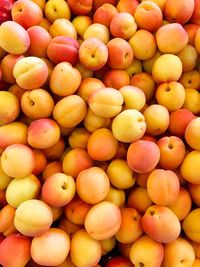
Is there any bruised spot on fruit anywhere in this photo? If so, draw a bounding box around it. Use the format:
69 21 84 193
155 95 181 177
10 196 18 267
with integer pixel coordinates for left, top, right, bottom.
138 118 143 122
188 80 192 84
139 262 144 267
165 87 170 92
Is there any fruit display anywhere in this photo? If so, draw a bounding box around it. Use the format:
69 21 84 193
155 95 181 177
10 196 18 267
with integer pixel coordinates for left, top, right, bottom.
0 0 200 266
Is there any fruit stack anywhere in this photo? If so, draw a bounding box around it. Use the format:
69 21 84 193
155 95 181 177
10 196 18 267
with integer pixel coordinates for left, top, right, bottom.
0 0 200 266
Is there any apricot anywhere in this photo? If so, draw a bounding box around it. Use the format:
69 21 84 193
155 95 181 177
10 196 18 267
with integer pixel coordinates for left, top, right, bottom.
0 233 31 267
59 218 81 238
156 23 188 54
107 159 136 189
184 24 200 46
68 128 91 149
104 186 126 207
70 229 101 267
62 148 93 178
0 91 20 125
6 174 41 208
49 19 77 39
1 144 35 178
115 208 143 244
127 140 160 173
42 161 62 181
143 104 170 136
42 173 76 208
181 150 200 184
77 77 105 103
165 0 195 25
8 84 26 102
76 167 110 204
14 199 53 237
152 54 183 83
129 29 157 60
157 136 186 170
11 0 43 29
127 187 153 214
185 118 200 150
50 62 81 97
0 158 12 191
143 50 162 74
28 118 60 149
107 37 133 69
1 54 24 84
183 88 200 115
117 0 139 15
87 128 118 161
53 95 87 128
188 183 200 207
147 169 180 206
79 37 108 71
0 21 30 54
130 72 155 101
64 195 91 225
42 137 65 160
168 108 195 137
101 237 116 256
112 109 146 143
84 23 110 44
119 85 146 111
44 0 71 23
88 87 123 118
21 88 54 119
93 3 118 28
134 1 163 32
163 237 195 267
27 26 52 58
156 81 185 112
13 56 48 90
84 201 121 240
183 209 200 242
130 235 164 267
67 0 92 15
31 228 70 266
110 12 137 40
103 69 130 89
168 187 192 220
32 150 47 177
0 122 27 150
72 15 92 38
142 205 181 243
179 70 200 90
177 44 198 72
